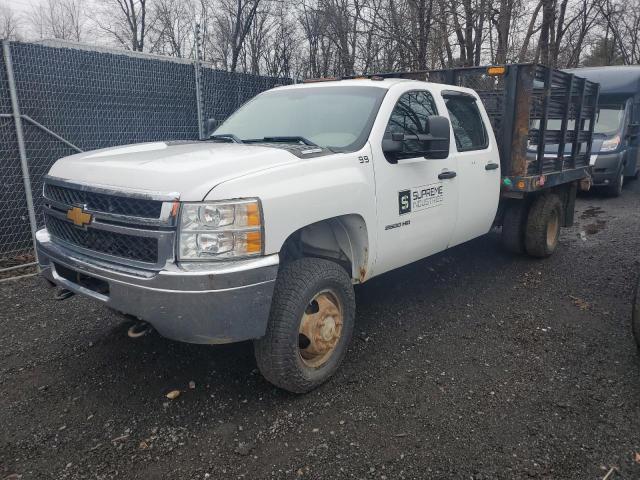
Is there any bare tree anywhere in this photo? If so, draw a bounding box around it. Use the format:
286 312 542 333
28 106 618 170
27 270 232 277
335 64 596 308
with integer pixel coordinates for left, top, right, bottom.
445 0 489 66
29 0 86 42
149 0 196 57
598 0 640 64
244 1 273 74
298 0 335 77
492 0 515 63
0 5 21 40
204 0 262 72
263 5 299 77
6 0 632 77
98 0 149 51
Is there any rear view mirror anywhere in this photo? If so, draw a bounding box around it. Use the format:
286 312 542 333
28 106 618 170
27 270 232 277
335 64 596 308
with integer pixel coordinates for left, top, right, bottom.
382 115 451 160
204 118 218 137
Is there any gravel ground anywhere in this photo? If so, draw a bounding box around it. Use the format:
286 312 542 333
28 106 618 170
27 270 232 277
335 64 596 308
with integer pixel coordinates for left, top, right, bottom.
2 182 640 480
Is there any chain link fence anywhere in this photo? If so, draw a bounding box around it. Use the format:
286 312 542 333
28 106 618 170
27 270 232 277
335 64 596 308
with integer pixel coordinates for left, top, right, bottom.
0 39 290 278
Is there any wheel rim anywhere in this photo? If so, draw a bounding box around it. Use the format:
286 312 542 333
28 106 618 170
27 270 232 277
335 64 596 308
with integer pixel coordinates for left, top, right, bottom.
546 210 559 250
298 290 343 368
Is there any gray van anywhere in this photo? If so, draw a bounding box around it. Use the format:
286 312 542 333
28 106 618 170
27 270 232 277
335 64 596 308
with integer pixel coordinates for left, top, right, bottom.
567 66 640 196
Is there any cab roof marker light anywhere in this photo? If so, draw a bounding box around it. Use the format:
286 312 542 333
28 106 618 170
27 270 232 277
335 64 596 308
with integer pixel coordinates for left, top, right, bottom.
487 66 506 76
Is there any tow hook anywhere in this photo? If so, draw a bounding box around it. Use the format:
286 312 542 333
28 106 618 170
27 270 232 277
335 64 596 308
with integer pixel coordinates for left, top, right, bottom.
54 289 75 301
127 320 153 339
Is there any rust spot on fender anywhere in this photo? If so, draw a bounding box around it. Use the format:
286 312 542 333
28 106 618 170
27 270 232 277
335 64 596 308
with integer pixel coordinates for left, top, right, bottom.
358 247 369 283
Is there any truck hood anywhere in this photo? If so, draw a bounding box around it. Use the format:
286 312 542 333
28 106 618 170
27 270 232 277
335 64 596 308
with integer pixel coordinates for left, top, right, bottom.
48 141 299 200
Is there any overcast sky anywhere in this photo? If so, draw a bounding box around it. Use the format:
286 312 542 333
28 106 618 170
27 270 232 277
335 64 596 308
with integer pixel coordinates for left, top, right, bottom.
4 0 38 15
3 0 105 44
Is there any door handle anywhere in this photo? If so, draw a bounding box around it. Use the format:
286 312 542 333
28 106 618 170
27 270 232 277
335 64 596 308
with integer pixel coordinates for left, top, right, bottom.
438 171 457 180
485 163 499 170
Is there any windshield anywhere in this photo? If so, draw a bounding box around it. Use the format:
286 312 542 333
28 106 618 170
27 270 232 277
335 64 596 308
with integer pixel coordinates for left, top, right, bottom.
594 104 625 136
212 86 387 151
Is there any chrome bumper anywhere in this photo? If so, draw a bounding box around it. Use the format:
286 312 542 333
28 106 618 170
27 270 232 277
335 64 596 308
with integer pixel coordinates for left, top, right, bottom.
36 229 278 344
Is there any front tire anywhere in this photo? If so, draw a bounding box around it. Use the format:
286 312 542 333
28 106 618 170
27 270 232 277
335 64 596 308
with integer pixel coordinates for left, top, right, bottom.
525 194 562 258
254 258 355 393
607 170 624 197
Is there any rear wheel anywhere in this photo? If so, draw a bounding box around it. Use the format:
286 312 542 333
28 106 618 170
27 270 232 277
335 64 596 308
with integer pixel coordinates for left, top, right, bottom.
501 201 528 254
254 258 355 393
525 194 562 258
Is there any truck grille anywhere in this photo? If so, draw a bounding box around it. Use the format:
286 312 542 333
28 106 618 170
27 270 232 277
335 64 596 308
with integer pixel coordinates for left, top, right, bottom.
45 214 159 263
44 183 163 219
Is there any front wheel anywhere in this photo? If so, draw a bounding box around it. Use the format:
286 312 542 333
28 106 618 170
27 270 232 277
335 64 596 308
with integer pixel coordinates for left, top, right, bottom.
254 258 355 393
607 170 624 197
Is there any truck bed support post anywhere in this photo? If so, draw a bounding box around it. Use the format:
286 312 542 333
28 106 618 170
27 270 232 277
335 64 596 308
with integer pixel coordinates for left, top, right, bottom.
3 40 39 264
536 67 553 175
583 84 599 164
571 78 587 170
510 65 534 178
558 74 574 171
501 65 519 176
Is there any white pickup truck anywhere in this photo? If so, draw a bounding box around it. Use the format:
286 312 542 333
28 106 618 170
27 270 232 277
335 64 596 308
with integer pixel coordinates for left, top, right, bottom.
37 65 599 392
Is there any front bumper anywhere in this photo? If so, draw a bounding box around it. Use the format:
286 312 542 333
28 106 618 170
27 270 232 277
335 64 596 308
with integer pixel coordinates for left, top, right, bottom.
591 152 624 186
36 229 279 344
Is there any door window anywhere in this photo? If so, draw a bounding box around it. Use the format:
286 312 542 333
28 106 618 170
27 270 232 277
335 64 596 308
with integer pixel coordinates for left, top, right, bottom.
384 91 438 162
443 95 488 151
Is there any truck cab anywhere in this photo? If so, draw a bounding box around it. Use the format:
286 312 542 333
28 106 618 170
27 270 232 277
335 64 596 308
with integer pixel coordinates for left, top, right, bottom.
36 67 597 393
566 66 640 196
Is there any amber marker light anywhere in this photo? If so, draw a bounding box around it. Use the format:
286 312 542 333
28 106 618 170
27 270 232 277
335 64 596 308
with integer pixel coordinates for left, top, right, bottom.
487 66 506 76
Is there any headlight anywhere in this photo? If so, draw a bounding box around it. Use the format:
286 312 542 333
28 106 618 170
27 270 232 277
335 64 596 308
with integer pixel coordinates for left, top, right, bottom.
599 135 620 152
178 199 263 260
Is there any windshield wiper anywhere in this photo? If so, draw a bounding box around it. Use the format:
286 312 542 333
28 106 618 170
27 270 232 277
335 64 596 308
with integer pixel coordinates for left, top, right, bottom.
246 136 319 147
209 134 244 144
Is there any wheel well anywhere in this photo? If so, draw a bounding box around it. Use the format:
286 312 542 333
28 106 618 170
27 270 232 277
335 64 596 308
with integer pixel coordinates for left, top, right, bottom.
279 215 369 283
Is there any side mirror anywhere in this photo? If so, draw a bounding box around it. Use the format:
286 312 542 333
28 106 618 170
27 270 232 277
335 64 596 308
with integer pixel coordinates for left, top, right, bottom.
423 116 451 159
381 116 451 160
204 118 218 137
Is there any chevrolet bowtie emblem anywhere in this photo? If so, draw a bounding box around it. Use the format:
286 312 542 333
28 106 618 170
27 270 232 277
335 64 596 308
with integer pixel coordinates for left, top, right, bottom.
66 206 93 227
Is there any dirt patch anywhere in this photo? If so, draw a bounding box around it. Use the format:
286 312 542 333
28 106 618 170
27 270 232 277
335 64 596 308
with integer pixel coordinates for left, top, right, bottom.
584 219 607 235
580 205 605 219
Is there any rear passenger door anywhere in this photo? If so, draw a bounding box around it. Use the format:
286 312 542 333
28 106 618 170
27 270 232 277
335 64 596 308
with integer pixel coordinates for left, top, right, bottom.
443 91 501 247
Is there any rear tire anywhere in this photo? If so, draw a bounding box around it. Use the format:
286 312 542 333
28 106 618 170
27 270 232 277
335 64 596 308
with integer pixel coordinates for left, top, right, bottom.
254 258 355 393
525 194 562 258
501 201 528 254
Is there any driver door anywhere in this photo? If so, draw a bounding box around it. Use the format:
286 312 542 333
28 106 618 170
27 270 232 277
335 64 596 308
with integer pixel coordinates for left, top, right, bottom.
372 89 459 275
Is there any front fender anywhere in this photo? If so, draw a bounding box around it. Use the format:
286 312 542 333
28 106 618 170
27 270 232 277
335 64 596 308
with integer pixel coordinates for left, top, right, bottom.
205 148 378 279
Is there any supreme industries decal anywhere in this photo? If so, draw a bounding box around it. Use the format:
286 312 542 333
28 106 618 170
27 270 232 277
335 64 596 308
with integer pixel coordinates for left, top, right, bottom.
398 182 444 215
